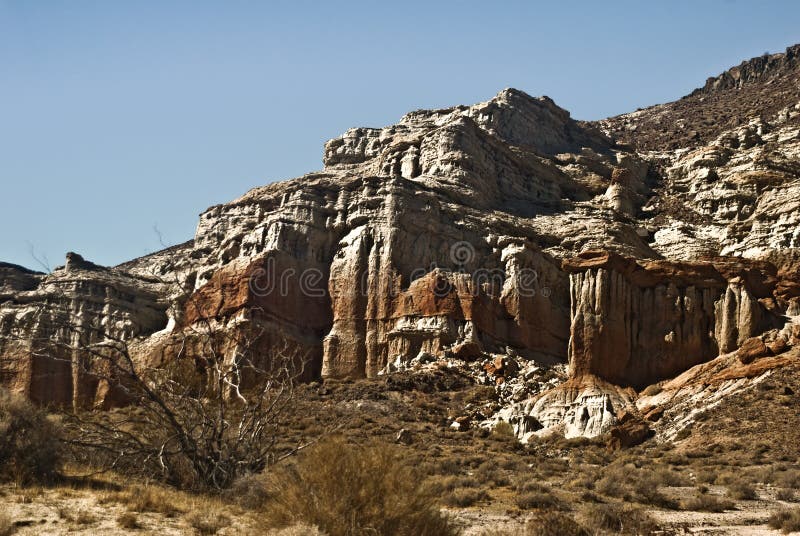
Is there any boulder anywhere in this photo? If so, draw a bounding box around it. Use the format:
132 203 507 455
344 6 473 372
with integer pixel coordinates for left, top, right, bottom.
737 337 770 364
450 416 471 432
607 410 653 450
450 341 484 361
767 337 789 356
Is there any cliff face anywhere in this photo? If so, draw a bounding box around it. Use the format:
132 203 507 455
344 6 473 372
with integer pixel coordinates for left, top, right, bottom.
174 89 648 385
563 251 783 389
2 48 800 439
0 254 168 409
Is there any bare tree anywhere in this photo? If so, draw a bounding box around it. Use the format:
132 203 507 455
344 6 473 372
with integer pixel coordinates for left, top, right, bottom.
63 328 306 490
1 254 314 491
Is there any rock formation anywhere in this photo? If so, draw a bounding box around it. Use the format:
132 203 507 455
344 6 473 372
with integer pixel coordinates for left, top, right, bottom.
563 250 784 388
2 46 800 440
0 256 168 408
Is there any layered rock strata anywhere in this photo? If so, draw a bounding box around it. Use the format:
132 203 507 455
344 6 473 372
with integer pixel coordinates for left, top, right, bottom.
563 250 784 388
0 254 168 408
2 46 800 442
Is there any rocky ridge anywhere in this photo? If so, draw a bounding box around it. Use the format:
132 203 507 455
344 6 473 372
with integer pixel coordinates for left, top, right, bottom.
2 47 799 442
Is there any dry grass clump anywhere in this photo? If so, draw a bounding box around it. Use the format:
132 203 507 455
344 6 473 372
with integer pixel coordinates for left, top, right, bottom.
578 502 659 535
0 506 14 536
260 438 457 536
442 488 489 508
511 480 564 511
424 474 481 498
525 512 588 536
100 485 183 517
116 512 141 530
595 462 678 509
185 511 232 535
225 472 272 509
58 506 97 526
726 481 758 500
265 524 327 535
776 489 798 502
0 388 62 485
768 508 800 534
514 491 562 511
476 513 588 536
776 469 800 489
681 493 736 512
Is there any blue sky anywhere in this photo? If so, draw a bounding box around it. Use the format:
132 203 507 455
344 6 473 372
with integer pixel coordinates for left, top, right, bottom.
2 1 799 270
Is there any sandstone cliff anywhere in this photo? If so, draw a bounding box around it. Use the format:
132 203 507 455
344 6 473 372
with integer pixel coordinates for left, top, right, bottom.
2 49 799 440
0 254 168 408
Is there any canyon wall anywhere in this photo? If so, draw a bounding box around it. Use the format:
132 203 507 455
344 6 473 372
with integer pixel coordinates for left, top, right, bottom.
0 254 168 409
563 251 783 389
2 46 800 441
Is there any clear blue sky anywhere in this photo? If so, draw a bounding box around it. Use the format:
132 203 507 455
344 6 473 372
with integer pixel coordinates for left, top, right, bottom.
2 1 799 270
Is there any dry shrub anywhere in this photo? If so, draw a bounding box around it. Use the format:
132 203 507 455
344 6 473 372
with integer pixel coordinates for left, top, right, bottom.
266 525 327 536
661 452 690 466
512 479 562 510
491 421 516 441
513 480 550 494
0 388 62 484
424 475 479 496
525 512 587 536
515 490 562 511
777 470 800 489
578 503 658 535
695 468 718 483
651 466 690 487
0 507 13 536
73 510 97 525
475 513 587 536
186 512 231 535
595 463 677 508
442 488 489 508
261 438 457 536
681 494 735 512
769 508 800 534
595 465 632 499
100 485 182 517
116 512 141 530
777 489 798 502
225 473 271 509
727 481 758 500
536 458 570 477
437 458 463 476
58 507 97 525
474 461 510 488
566 469 599 491
714 470 740 485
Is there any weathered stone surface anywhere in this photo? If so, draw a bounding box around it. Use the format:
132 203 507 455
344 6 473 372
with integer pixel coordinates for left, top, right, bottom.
607 410 653 450
736 337 770 364
500 377 637 440
561 250 785 388
3 45 800 444
0 255 168 409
